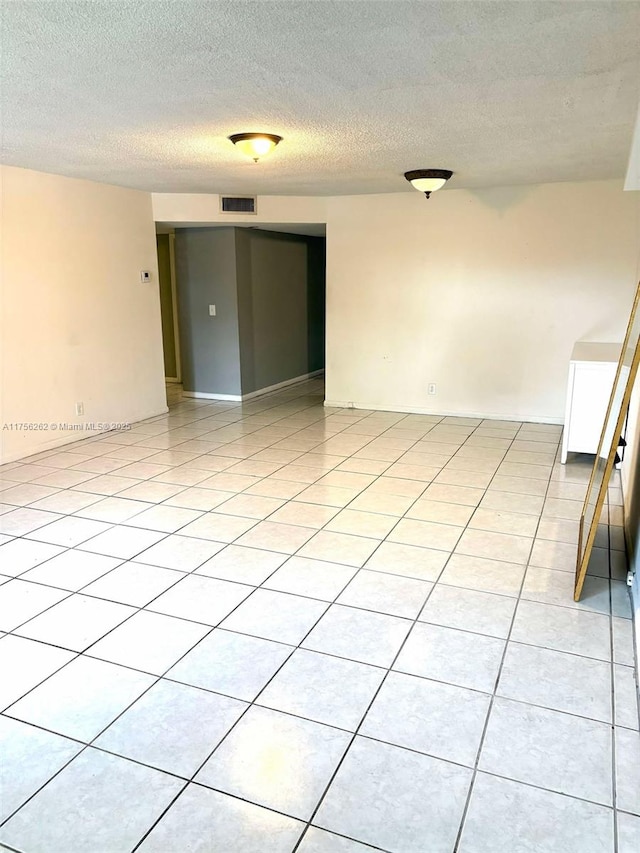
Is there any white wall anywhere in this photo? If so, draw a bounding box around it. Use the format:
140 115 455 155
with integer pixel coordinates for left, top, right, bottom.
152 192 327 226
0 165 167 462
625 103 640 191
3 169 636 456
325 180 640 421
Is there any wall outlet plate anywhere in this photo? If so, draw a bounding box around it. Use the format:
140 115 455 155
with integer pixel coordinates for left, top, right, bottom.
427 383 437 395
140 270 151 283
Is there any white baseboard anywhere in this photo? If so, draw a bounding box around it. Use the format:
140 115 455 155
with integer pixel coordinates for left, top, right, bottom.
241 370 324 401
183 370 324 404
323 399 564 425
1 405 170 465
182 391 243 401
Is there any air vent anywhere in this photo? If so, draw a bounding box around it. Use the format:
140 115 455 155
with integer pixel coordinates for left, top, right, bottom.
220 195 257 214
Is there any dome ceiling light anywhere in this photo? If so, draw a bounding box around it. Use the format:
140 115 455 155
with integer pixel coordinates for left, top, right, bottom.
404 169 453 199
228 132 283 163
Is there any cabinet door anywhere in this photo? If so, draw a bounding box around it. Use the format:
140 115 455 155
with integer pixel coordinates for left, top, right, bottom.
566 364 616 454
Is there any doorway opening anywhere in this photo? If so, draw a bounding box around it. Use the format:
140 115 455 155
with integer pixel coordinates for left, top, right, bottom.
155 223 326 405
156 228 182 387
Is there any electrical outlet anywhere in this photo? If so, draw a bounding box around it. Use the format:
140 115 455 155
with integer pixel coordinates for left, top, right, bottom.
75 402 84 416
427 383 437 395
209 304 217 316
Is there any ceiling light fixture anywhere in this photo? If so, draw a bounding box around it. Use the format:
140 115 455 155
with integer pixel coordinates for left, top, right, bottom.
228 132 283 163
404 169 453 199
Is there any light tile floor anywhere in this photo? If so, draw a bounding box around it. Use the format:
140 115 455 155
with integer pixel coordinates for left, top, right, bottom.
0 378 638 853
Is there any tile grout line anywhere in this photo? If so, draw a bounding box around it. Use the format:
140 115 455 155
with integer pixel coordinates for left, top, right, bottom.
2 516 324 835
127 521 399 852
0 387 346 838
290 404 531 849
0 382 626 852
451 418 558 851
609 496 620 853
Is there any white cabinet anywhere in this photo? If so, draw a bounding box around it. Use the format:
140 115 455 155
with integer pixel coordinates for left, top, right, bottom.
561 342 621 463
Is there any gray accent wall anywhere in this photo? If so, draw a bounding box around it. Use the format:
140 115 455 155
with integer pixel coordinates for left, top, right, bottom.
234 228 256 394
238 230 311 394
307 235 327 373
174 226 325 398
174 228 242 396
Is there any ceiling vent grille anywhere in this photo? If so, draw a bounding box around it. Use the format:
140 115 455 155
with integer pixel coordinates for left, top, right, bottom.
220 195 257 214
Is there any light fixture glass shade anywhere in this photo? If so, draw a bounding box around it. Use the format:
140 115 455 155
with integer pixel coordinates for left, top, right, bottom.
228 133 283 162
404 169 454 197
408 176 448 193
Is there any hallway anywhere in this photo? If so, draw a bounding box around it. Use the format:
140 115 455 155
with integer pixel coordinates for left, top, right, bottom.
0 379 638 852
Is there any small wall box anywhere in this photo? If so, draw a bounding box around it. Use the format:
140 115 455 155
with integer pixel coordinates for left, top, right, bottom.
140 271 151 283
561 342 622 463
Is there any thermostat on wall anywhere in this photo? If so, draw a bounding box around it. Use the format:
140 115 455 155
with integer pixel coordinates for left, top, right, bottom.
140 270 151 283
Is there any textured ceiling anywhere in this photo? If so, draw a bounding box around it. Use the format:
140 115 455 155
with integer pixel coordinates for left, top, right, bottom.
2 1 640 195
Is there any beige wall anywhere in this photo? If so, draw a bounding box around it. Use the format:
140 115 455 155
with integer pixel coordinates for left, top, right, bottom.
4 170 632 460
325 180 640 421
152 192 327 226
625 103 640 190
155 180 638 421
0 165 167 462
